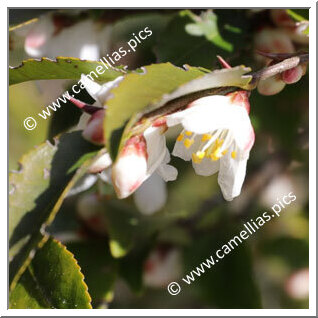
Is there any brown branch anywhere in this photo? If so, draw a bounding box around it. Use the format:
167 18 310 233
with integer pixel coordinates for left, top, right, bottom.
250 52 309 85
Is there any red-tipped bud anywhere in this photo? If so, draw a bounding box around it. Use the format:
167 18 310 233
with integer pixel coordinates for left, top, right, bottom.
82 109 105 145
112 135 148 199
281 65 303 84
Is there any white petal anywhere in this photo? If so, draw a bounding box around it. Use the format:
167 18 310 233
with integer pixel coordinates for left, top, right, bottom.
143 126 168 177
172 133 201 161
192 158 220 176
80 74 123 106
218 152 248 201
134 173 167 215
74 113 91 131
167 95 253 152
99 167 112 184
88 153 112 174
157 163 178 182
79 43 100 60
67 174 98 197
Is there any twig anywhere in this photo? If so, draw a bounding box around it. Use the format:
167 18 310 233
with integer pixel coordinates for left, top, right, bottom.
250 52 309 84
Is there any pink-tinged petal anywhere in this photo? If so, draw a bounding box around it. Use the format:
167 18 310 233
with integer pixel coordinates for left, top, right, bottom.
257 75 286 96
112 135 148 199
281 65 303 84
25 17 55 57
218 152 248 201
133 173 167 215
82 109 105 145
227 90 251 114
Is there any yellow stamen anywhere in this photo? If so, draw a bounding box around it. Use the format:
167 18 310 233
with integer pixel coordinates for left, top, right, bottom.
222 149 228 155
210 147 222 161
184 138 194 148
192 153 203 164
231 151 237 159
196 151 205 159
177 134 184 142
201 134 212 141
185 131 192 136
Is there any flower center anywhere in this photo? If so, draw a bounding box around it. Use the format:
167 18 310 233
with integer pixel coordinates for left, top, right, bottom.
177 129 237 164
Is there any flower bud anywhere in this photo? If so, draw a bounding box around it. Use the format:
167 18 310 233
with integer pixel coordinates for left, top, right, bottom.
82 109 105 145
257 75 286 96
112 135 148 199
281 65 303 84
76 193 109 236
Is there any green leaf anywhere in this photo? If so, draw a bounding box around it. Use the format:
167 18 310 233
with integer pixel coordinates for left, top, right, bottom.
9 57 126 86
104 62 251 160
67 240 117 308
10 237 92 309
9 131 101 290
286 9 309 22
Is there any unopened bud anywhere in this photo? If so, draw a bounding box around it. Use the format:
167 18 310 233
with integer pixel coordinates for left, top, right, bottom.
281 65 303 84
76 193 109 236
82 109 105 145
112 135 148 199
257 75 286 96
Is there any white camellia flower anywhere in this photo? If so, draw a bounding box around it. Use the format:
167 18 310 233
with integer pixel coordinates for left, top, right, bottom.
165 91 255 201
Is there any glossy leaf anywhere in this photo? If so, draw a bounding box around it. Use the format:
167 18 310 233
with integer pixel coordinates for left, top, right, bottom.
9 131 101 290
67 240 117 308
10 237 92 309
9 57 126 86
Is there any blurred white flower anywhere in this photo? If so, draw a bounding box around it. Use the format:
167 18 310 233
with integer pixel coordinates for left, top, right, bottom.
24 14 112 60
143 247 182 288
285 268 309 300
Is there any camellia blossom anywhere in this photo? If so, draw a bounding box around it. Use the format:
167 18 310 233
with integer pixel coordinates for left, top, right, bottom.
165 91 255 201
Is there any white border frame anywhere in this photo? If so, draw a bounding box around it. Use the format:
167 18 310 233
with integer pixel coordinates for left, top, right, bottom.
3 1 316 316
